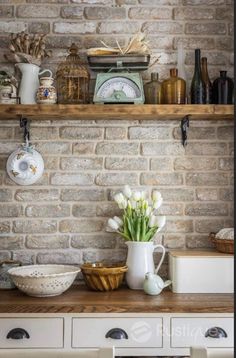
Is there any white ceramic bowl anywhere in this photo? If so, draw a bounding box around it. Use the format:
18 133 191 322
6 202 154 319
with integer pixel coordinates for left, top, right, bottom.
8 265 80 297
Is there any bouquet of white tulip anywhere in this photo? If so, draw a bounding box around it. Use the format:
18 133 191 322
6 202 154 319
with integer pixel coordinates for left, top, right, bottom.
107 185 166 242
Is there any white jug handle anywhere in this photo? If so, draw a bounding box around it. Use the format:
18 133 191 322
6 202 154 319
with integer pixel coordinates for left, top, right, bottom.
39 69 52 78
153 244 166 274
163 280 172 288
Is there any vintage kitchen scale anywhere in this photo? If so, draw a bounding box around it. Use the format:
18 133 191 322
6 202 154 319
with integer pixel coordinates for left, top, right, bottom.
88 55 150 104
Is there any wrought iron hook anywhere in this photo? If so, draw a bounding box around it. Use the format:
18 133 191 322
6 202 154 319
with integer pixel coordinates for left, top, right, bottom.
181 115 190 147
19 116 30 146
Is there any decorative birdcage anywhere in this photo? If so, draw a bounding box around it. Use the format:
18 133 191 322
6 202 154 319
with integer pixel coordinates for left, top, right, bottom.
56 43 90 104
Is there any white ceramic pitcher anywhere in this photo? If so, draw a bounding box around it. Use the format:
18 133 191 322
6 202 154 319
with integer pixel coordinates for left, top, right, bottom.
125 241 166 290
16 63 52 104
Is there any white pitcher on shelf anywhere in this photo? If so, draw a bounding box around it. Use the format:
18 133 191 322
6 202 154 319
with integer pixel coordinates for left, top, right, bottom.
16 63 52 104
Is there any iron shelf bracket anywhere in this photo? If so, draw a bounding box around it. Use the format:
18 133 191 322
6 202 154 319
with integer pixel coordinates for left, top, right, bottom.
19 115 30 145
181 115 190 147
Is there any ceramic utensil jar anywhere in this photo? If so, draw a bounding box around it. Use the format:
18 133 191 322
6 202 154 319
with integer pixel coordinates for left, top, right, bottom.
36 76 57 104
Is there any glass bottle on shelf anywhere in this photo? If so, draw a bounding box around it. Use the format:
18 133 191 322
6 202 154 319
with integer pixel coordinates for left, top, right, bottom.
56 43 90 104
144 72 163 104
162 68 186 104
201 57 212 104
190 49 206 104
212 71 234 104
177 41 188 103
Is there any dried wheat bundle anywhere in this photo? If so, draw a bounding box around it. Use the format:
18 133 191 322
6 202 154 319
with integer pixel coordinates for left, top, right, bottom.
87 33 150 56
5 31 52 66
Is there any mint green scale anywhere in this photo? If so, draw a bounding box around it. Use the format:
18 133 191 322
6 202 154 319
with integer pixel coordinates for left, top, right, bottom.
93 71 145 104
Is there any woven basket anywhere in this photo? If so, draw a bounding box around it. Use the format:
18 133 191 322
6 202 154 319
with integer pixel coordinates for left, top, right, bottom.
209 232 234 254
81 263 128 292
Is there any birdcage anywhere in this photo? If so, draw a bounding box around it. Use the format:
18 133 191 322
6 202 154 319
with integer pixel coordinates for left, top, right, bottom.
56 43 90 104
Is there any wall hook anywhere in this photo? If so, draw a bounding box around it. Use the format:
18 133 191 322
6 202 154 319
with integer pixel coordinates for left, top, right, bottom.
181 115 190 147
19 116 30 147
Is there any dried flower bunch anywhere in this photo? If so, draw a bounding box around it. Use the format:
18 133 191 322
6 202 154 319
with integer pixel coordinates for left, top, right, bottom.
107 185 166 242
87 33 150 56
5 31 52 66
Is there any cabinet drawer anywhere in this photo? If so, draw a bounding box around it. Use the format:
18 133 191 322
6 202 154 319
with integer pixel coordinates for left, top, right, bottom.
0 318 63 349
171 317 233 348
72 318 162 348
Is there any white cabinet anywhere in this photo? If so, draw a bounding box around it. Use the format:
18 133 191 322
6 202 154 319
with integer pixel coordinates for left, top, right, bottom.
0 314 233 356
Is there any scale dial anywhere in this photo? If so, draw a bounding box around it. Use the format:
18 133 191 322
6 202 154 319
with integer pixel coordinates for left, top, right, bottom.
96 77 141 100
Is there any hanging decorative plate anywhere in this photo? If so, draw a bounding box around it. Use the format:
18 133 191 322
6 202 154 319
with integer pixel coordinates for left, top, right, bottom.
6 145 44 185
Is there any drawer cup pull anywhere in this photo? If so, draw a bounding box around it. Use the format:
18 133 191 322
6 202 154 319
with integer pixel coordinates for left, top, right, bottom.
105 328 128 340
7 328 30 340
205 327 227 339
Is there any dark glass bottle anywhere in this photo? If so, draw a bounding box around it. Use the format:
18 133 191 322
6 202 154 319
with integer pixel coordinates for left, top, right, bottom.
144 73 163 104
162 68 186 104
201 57 212 104
212 71 234 104
190 49 206 104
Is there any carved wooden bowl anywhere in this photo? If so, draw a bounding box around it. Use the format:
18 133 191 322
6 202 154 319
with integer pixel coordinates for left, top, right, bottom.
81 262 128 292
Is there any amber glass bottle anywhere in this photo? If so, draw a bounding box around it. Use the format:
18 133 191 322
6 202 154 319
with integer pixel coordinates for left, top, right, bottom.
144 73 163 104
201 57 212 104
162 68 186 104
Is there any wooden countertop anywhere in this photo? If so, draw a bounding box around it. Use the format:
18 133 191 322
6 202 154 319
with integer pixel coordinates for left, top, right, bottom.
0 286 233 314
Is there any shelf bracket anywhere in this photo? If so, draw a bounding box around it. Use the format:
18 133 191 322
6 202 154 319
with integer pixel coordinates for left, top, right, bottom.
181 115 190 147
19 115 30 147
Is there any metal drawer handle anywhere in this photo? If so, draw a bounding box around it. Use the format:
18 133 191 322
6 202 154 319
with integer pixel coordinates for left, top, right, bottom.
205 327 227 338
7 328 30 340
105 328 128 340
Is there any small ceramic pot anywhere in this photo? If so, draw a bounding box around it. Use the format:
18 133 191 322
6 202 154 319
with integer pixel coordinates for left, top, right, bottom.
0 260 21 289
0 83 17 104
36 77 57 104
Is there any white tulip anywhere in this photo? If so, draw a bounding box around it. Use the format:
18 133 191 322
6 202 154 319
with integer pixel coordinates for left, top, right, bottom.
145 207 152 216
153 197 163 209
152 190 162 202
123 185 132 198
132 191 142 201
119 198 128 209
113 216 123 227
140 191 146 199
114 192 125 205
130 200 137 209
156 216 166 230
107 218 119 231
149 215 158 228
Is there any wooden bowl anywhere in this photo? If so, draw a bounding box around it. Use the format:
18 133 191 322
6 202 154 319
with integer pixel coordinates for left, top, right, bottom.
81 262 128 292
209 232 234 254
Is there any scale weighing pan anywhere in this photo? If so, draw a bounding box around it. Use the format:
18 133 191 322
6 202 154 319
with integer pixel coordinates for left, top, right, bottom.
88 54 150 71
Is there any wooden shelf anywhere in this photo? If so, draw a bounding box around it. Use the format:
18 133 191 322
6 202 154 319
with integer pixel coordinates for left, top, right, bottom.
0 286 233 313
0 104 233 120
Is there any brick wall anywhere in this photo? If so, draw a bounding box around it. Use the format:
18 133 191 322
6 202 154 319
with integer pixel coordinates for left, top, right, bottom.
0 0 234 84
0 119 233 274
0 0 234 275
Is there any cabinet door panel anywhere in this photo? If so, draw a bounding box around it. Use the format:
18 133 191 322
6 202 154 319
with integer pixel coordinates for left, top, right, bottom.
0 318 63 348
171 318 233 348
72 318 162 348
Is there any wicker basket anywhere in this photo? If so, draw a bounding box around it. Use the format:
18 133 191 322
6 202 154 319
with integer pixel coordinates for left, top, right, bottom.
209 232 234 254
81 262 128 292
